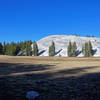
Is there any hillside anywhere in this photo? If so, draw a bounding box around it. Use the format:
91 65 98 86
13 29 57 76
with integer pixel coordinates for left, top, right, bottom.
34 35 100 57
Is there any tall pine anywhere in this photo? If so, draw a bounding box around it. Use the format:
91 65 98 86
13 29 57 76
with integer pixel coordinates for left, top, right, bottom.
82 41 93 57
6 42 17 56
67 41 77 57
67 41 72 57
0 42 3 55
72 42 77 57
3 41 6 55
26 41 32 56
89 41 93 56
33 42 38 56
49 41 55 56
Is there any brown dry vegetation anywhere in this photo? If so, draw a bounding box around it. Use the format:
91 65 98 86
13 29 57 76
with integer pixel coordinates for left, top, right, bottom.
0 56 100 100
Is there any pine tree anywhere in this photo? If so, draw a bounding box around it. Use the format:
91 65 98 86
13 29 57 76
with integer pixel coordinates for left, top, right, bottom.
82 42 88 57
0 42 3 55
20 41 26 52
72 42 77 57
15 43 21 55
82 45 85 56
67 41 77 57
85 42 89 57
33 42 38 56
89 41 93 56
26 41 32 56
5 42 18 56
67 41 72 57
49 41 55 56
82 41 93 57
18 41 27 55
3 41 6 55
9 42 17 56
5 43 9 55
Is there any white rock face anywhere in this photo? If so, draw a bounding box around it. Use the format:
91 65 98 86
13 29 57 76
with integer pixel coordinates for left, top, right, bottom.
33 35 100 57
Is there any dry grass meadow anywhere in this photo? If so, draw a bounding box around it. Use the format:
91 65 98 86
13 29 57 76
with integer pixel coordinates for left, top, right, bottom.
0 56 100 100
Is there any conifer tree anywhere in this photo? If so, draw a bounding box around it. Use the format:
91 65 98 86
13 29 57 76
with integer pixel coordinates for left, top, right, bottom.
67 41 72 57
82 41 93 57
5 43 9 55
33 42 38 56
15 43 21 55
9 42 17 56
0 42 3 54
26 41 32 56
89 41 93 56
49 41 55 56
82 45 85 56
72 42 77 57
67 41 77 57
85 42 89 57
3 41 6 55
5 42 16 56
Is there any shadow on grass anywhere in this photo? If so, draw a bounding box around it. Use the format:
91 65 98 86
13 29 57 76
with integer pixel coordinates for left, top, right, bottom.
0 63 55 76
0 63 100 100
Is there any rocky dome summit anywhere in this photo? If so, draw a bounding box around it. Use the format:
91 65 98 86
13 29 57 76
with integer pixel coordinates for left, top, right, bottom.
34 35 100 57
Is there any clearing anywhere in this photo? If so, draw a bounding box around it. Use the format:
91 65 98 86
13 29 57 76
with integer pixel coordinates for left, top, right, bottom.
0 56 100 100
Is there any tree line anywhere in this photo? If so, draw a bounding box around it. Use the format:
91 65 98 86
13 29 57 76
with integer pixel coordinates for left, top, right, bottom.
67 41 93 57
0 41 38 56
49 41 93 57
0 40 93 57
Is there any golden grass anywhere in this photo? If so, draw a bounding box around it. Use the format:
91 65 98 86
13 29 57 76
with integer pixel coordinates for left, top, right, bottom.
1 56 100 100
0 56 100 78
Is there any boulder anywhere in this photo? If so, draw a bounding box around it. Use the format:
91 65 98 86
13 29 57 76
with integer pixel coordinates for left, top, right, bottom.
26 91 39 100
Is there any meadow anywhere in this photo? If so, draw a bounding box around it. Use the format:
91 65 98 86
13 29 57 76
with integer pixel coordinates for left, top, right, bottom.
0 56 100 100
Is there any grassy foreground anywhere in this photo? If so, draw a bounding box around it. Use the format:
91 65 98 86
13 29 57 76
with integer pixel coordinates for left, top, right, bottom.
0 56 100 100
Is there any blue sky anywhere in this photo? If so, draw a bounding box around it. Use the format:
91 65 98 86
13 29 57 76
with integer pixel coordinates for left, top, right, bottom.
0 0 100 42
